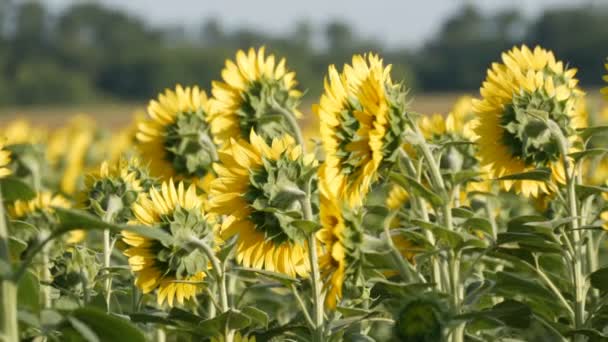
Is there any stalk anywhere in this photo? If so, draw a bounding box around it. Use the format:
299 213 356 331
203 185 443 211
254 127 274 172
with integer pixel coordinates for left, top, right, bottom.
413 124 463 342
398 149 442 291
277 104 325 341
547 120 585 334
0 188 18 342
187 237 232 342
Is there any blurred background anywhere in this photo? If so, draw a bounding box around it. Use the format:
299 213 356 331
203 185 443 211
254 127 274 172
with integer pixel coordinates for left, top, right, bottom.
1 0 607 125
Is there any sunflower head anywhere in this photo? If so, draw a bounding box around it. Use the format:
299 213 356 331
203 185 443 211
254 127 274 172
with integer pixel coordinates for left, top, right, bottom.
209 47 303 146
123 180 218 306
316 53 409 207
208 131 316 277
474 45 584 196
393 298 446 342
81 158 155 224
2 119 47 145
136 85 217 185
317 167 364 309
8 191 72 241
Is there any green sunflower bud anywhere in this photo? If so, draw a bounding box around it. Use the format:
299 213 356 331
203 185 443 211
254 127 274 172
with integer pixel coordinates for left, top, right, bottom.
394 298 447 342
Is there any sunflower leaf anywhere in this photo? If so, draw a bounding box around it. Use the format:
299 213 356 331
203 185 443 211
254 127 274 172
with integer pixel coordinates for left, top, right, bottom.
577 125 608 141
589 267 608 292
568 148 608 161
389 172 444 206
0 176 36 202
495 168 551 181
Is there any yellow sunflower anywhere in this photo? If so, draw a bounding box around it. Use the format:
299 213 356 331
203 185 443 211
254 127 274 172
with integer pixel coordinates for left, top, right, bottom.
474 45 584 197
136 84 216 189
0 141 12 179
209 47 303 146
8 191 84 244
123 180 217 306
207 131 315 278
81 158 153 224
316 53 408 207
317 165 363 309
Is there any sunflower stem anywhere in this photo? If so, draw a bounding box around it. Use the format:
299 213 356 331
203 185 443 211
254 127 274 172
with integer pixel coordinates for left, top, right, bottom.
383 211 413 282
290 284 315 329
0 187 18 342
186 236 231 341
547 119 586 336
398 148 442 291
272 104 306 153
102 196 121 313
301 177 325 341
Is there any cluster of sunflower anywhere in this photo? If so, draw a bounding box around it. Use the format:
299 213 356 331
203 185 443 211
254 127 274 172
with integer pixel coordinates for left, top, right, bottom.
4 45 608 342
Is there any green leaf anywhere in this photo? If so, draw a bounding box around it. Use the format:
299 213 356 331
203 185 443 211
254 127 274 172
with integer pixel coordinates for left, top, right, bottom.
495 168 551 181
568 148 608 161
577 125 608 141
234 266 300 285
458 300 532 329
361 234 390 255
0 176 36 202
67 317 100 342
565 329 608 339
412 219 463 249
463 217 493 236
390 172 444 206
18 270 40 313
292 220 321 234
67 307 145 342
445 170 481 186
241 306 269 328
54 208 173 244
196 310 251 336
452 207 474 219
576 185 608 200
589 267 608 292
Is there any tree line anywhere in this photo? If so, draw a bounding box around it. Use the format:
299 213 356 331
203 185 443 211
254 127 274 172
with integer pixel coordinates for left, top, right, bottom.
1 1 607 105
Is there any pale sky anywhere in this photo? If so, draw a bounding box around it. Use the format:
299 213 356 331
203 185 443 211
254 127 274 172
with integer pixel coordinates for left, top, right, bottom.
46 0 597 48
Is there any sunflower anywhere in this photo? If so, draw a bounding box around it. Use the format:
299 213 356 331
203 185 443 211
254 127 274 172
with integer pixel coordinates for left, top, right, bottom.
136 84 216 189
8 191 84 244
0 141 11 179
207 131 316 278
315 53 408 207
474 45 584 197
385 185 420 263
122 180 217 306
317 166 363 309
209 47 303 146
81 158 153 224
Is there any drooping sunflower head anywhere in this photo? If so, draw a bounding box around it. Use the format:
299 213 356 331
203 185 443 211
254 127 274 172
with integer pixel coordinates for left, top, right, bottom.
209 47 303 146
136 84 217 186
315 53 409 207
123 179 218 306
317 168 364 309
0 140 12 179
81 158 155 224
474 45 584 197
207 130 317 278
8 191 74 242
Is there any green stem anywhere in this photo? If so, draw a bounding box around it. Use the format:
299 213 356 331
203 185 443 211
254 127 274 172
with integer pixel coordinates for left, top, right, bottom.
103 229 112 312
534 256 575 319
187 237 231 342
547 120 586 333
290 284 315 329
398 149 442 291
383 212 413 282
273 104 306 154
303 187 324 342
0 188 18 342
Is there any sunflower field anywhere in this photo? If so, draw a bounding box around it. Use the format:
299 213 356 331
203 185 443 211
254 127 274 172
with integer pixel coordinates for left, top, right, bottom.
3 45 608 342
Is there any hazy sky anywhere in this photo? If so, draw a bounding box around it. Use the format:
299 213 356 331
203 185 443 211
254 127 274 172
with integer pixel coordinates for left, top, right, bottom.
47 0 595 47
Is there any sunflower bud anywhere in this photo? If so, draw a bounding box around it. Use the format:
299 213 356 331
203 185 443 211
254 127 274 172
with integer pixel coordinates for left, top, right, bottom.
81 158 154 224
393 298 447 342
